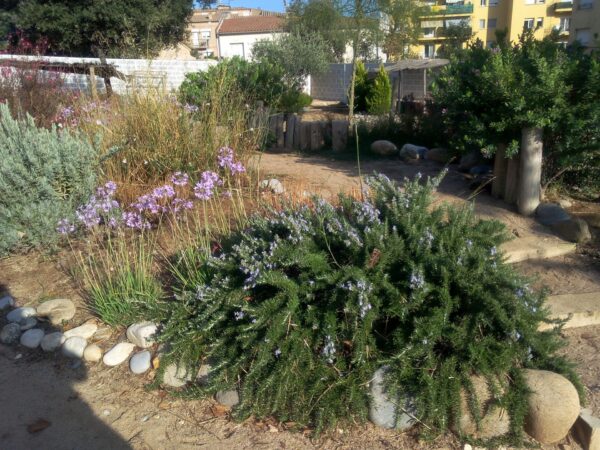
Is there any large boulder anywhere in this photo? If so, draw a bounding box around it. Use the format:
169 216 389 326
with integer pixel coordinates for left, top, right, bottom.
425 147 452 164
523 369 580 444
535 203 571 226
399 143 427 161
459 151 486 172
454 375 510 439
551 218 591 243
371 140 399 157
368 366 417 430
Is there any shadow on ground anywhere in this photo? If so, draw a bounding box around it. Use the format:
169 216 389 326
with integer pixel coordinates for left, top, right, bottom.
0 284 130 450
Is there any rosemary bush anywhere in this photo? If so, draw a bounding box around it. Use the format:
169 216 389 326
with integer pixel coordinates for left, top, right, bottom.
160 172 579 441
0 104 97 254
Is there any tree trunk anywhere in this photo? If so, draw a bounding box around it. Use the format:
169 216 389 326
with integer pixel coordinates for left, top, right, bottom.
517 127 543 216
491 143 507 199
504 155 520 205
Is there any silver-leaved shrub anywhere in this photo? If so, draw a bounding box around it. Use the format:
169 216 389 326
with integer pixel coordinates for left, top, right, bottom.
0 103 97 254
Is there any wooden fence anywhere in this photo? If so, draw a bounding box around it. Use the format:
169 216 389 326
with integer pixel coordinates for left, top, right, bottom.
266 113 349 152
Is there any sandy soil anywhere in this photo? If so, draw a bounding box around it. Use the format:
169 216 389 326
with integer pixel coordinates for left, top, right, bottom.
1 150 599 450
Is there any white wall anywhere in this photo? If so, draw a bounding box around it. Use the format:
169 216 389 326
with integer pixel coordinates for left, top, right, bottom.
218 32 283 60
0 55 216 94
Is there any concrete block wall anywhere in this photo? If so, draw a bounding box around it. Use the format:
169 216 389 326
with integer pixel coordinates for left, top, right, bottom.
0 55 217 95
310 63 386 103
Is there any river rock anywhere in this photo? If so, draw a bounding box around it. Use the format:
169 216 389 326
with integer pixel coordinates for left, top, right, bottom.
6 307 36 323
63 323 97 340
551 218 591 243
369 366 417 430
1 323 22 344
425 147 451 163
523 369 580 444
0 295 15 310
103 342 135 366
20 329 45 349
259 179 285 195
129 350 151 374
371 140 399 157
215 389 240 408
83 344 102 362
36 298 76 325
399 143 426 160
62 336 87 358
163 363 193 387
126 322 158 349
40 332 65 352
19 317 38 331
535 203 571 226
455 375 510 438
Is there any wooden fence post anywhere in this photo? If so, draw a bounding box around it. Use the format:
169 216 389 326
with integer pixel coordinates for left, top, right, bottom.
332 120 349 152
491 143 507 199
284 114 296 149
275 113 285 148
89 66 99 100
504 155 520 205
517 127 543 216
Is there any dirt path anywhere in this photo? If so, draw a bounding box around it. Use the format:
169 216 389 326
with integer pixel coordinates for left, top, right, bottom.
1 151 599 449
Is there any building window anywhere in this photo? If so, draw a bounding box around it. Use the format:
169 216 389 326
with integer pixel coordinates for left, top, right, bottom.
481 0 487 5
424 44 436 58
579 0 593 9
488 18 497 28
489 0 499 5
575 28 592 44
559 17 570 31
423 27 435 37
524 18 534 29
525 0 535 4
479 19 486 28
536 17 544 28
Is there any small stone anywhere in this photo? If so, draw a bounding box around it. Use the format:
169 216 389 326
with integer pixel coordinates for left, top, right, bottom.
63 323 97 340
0 295 15 310
6 307 36 323
92 327 113 342
535 203 571 226
40 332 65 352
368 366 417 430
464 445 473 450
126 322 158 349
102 409 111 416
196 363 212 385
19 317 37 331
259 179 285 194
371 140 399 157
551 218 591 243
425 147 452 163
36 299 76 325
523 369 580 444
163 363 193 387
62 336 87 358
129 350 151 374
455 375 510 439
558 198 573 208
83 344 102 362
20 329 44 349
1 323 22 344
573 408 600 450
215 389 240 408
103 342 135 366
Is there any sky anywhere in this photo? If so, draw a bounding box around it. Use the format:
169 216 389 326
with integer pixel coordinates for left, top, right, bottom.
214 0 286 12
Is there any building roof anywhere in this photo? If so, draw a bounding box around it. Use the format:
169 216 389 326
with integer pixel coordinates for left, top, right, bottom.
218 16 286 35
383 59 450 72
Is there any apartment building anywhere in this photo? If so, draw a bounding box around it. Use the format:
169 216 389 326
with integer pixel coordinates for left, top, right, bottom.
568 0 599 48
187 6 281 58
417 0 573 58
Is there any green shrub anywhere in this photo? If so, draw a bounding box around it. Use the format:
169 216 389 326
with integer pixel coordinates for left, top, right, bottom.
159 172 578 441
366 65 392 115
0 104 97 254
279 90 313 113
352 60 370 112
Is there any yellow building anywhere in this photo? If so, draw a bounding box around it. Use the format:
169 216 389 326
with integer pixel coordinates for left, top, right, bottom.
568 0 600 49
417 0 572 58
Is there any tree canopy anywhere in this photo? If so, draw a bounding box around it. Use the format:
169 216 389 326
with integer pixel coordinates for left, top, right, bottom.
6 0 194 57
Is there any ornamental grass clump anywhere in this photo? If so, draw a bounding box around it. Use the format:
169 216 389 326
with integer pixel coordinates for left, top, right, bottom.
0 104 97 254
160 172 579 441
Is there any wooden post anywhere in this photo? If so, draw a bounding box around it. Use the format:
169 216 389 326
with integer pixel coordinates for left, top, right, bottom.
491 143 508 199
517 127 543 216
89 66 98 100
293 116 302 150
275 113 285 148
310 121 325 151
332 120 349 152
299 121 311 152
285 114 296 149
504 155 520 205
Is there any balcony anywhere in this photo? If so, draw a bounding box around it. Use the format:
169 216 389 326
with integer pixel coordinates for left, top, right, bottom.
191 39 210 49
553 1 573 11
421 3 474 17
420 26 473 40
